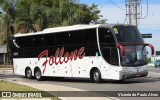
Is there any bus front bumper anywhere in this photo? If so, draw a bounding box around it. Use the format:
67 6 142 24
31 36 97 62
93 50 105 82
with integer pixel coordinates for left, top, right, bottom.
120 71 148 80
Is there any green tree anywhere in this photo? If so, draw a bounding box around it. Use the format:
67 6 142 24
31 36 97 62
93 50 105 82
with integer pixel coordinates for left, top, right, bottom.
14 0 31 33
0 0 17 64
0 0 106 64
1 0 106 33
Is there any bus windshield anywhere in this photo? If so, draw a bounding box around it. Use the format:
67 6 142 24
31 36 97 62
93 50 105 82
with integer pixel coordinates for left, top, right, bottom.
121 45 148 66
114 27 144 43
113 26 148 66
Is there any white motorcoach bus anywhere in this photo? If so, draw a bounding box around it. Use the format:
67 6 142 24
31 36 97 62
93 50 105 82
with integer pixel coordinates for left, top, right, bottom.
12 24 154 83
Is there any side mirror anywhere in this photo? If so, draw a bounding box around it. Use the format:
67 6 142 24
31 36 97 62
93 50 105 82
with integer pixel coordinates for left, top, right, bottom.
145 43 154 56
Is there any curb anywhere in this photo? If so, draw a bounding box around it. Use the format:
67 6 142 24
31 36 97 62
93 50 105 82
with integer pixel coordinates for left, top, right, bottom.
0 68 13 70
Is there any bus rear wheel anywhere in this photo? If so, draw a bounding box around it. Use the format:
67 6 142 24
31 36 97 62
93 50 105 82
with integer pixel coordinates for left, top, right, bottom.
91 69 102 83
35 68 43 81
25 68 32 79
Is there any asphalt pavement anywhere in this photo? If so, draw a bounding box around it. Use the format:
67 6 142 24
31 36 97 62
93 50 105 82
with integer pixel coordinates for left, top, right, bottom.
0 69 111 100
0 65 160 100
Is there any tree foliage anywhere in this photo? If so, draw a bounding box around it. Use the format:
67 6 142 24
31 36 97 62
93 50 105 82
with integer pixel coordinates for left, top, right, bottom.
0 0 107 64
0 0 106 34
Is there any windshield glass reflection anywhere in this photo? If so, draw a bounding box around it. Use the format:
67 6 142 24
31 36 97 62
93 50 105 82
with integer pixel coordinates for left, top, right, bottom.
114 27 144 43
121 45 147 66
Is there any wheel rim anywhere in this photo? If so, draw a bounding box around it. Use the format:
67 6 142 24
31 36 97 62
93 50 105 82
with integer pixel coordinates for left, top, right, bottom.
93 72 99 81
27 70 31 77
36 71 41 79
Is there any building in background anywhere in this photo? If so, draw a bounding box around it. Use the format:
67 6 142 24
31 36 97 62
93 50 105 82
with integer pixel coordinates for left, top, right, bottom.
0 45 7 64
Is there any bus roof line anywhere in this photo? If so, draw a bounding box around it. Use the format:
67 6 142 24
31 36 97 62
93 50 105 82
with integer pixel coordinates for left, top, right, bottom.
14 24 100 37
14 24 135 37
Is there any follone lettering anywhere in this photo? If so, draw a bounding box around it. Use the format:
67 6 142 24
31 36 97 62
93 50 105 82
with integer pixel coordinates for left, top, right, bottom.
38 47 85 74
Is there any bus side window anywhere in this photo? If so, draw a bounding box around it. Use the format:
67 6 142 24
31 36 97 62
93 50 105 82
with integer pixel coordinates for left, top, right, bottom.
99 28 115 43
32 35 44 47
111 48 119 65
99 28 119 65
21 36 32 48
56 32 68 45
44 33 55 46
69 30 82 45
83 29 97 44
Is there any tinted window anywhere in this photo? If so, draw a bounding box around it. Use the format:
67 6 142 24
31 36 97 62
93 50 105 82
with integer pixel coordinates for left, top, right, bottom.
17 36 32 48
83 29 97 44
102 48 111 63
102 47 119 65
99 28 115 43
32 35 44 47
111 48 119 65
114 27 144 43
56 32 68 45
44 33 55 46
69 30 82 44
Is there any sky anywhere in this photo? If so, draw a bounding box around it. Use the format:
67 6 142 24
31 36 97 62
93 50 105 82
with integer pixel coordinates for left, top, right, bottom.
80 0 160 34
80 0 160 55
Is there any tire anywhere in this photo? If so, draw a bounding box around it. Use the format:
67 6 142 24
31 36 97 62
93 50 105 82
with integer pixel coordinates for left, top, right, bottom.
25 68 32 79
91 69 102 83
35 68 43 81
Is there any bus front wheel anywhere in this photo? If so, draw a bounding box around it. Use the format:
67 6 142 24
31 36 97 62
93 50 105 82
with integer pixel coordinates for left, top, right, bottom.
34 68 43 81
91 69 102 83
25 68 32 79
